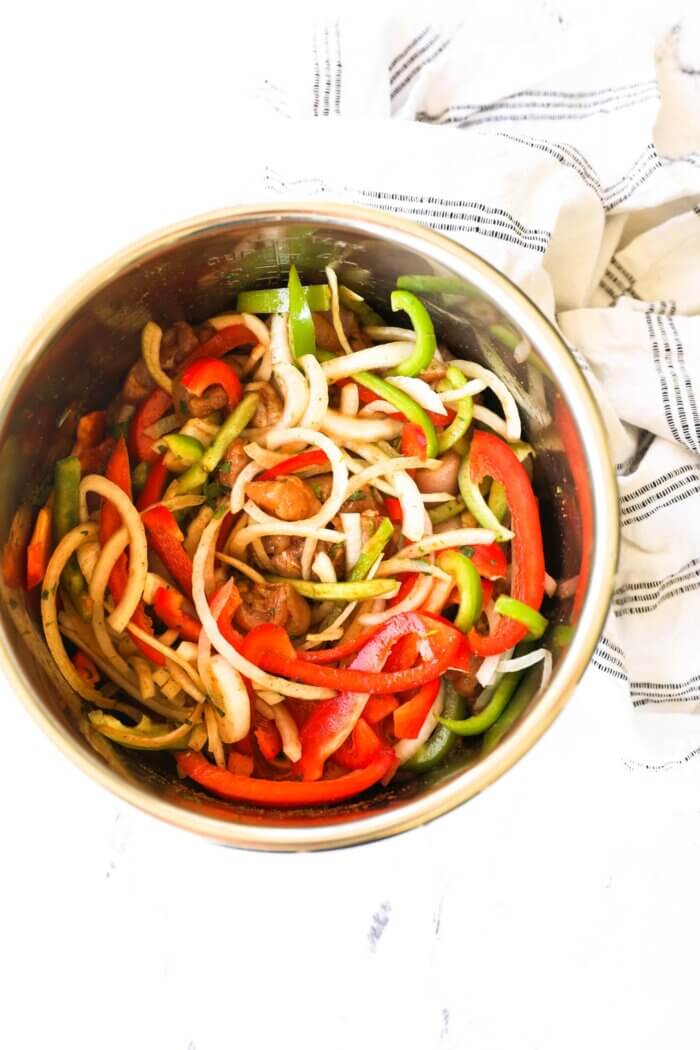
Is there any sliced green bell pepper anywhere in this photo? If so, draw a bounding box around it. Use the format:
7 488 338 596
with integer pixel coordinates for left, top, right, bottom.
163 433 205 471
458 450 513 541
494 595 548 639
53 456 90 620
388 289 436 377
437 365 473 453
403 682 467 773
348 516 394 582
428 496 466 524
236 284 331 314
176 393 258 494
487 479 508 522
436 549 482 633
267 577 397 601
354 372 438 458
439 641 537 736
131 460 149 496
288 264 316 359
88 711 193 750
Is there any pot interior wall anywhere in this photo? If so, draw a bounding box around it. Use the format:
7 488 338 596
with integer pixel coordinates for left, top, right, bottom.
0 215 588 830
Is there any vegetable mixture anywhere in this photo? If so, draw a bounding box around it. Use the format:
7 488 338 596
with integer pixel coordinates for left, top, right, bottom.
6 267 553 807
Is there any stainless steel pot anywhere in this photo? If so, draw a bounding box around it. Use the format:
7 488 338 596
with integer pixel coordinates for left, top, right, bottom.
0 202 618 850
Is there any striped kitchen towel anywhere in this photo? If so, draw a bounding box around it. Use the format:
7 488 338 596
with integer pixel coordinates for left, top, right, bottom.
252 12 700 769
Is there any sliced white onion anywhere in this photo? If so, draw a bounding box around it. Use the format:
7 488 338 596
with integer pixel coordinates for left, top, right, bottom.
197 581 231 708
392 469 426 542
377 557 450 580
312 550 337 583
301 536 318 581
544 572 557 598
184 505 214 558
79 474 148 634
194 515 336 699
230 461 263 514
394 683 445 764
179 417 219 446
514 338 531 364
271 702 302 762
230 521 342 559
472 404 508 437
358 574 432 625
207 311 270 346
141 321 173 394
299 353 329 429
364 326 416 343
340 512 362 573
255 346 273 382
269 313 309 429
88 526 131 674
204 705 225 766
386 376 447 416
75 540 100 585
325 266 353 355
344 456 439 498
256 689 285 706
176 641 199 664
143 413 179 439
358 400 396 417
321 343 415 382
210 654 251 743
438 379 486 403
422 576 456 614
243 443 289 469
449 360 521 441
398 528 496 561
478 649 512 687
215 551 266 584
262 427 349 529
340 382 359 417
166 658 207 703
321 409 402 444
498 648 549 673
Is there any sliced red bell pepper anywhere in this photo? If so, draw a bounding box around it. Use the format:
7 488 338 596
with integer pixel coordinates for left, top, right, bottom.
466 431 545 656
141 505 194 598
246 614 461 698
136 455 169 510
152 585 201 642
291 612 461 780
295 624 384 664
384 632 418 673
129 388 172 465
255 718 282 762
73 650 99 686
356 386 455 426
401 421 428 464
100 435 132 544
176 747 395 806
26 505 52 591
480 578 494 608
389 572 419 608
259 449 329 480
363 695 399 725
469 542 508 580
184 324 258 366
332 718 382 770
212 584 244 649
393 678 441 739
76 437 115 475
383 496 403 523
180 357 242 411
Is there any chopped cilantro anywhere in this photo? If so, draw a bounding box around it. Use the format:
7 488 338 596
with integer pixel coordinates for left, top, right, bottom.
345 490 365 503
179 399 188 414
461 546 475 557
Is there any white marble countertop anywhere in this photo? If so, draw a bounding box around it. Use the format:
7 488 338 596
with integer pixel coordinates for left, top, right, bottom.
3 4 700 1048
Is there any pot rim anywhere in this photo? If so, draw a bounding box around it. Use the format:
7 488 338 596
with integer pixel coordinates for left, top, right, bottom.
0 201 619 850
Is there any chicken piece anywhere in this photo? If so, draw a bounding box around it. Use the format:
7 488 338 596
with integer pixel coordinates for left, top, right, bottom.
252 382 283 428
312 473 378 515
218 438 249 489
447 667 481 704
172 374 228 419
160 321 200 370
261 535 305 579
122 359 156 404
234 580 310 637
312 309 371 353
416 450 461 495
246 475 321 522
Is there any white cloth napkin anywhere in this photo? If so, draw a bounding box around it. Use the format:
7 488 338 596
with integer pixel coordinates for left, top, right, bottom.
250 14 700 769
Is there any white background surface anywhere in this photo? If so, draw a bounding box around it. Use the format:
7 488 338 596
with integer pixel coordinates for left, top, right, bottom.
3 3 700 1048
